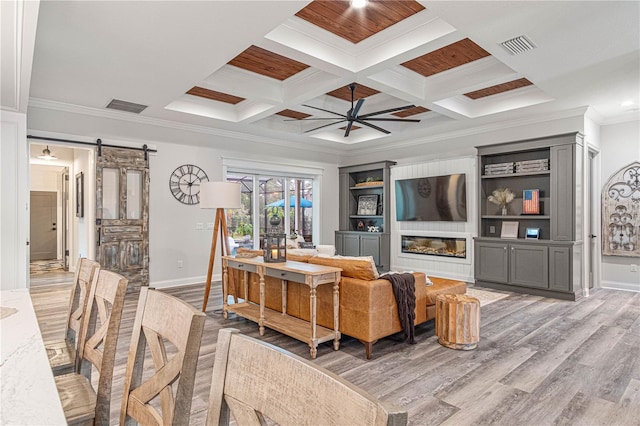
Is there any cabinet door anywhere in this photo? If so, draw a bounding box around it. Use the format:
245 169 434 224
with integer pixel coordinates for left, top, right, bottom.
334 232 344 256
549 246 571 292
551 145 575 241
342 234 361 257
360 234 381 266
510 244 548 288
475 241 509 283
338 171 350 230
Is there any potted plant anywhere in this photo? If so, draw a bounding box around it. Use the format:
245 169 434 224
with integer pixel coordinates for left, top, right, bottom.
267 206 284 226
235 222 253 239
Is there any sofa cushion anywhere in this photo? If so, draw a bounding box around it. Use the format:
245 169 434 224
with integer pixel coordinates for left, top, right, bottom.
286 252 314 263
308 255 379 280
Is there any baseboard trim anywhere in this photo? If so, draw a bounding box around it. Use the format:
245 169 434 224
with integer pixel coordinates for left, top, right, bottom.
601 280 640 292
475 280 581 301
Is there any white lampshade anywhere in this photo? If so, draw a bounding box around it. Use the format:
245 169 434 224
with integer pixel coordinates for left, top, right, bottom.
199 182 241 209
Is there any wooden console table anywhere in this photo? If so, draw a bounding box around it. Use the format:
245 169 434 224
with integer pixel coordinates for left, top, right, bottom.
222 256 342 358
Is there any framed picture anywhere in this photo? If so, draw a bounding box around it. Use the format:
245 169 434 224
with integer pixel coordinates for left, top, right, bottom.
501 221 519 239
75 172 84 218
357 194 379 215
523 189 540 214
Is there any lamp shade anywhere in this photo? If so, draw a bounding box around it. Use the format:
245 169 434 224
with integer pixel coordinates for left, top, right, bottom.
199 182 241 209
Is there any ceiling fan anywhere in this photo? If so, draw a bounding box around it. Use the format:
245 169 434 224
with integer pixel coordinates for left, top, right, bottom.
288 83 421 137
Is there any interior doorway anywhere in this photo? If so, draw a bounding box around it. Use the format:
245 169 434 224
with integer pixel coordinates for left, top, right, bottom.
29 143 81 286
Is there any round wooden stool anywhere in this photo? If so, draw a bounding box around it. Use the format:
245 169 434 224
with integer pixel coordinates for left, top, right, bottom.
435 293 480 350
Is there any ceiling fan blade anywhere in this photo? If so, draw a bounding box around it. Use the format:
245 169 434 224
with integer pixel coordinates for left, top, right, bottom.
362 117 421 122
355 119 391 134
304 119 346 133
283 118 348 121
301 104 347 118
359 105 417 119
352 98 365 118
302 104 347 118
344 121 354 137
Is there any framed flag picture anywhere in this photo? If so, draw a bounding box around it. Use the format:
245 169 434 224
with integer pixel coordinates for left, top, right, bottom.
523 189 540 214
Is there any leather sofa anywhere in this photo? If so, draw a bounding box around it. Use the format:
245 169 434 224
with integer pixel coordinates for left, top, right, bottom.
228 251 466 359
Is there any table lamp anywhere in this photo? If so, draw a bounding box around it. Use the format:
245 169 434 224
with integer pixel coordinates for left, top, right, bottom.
200 181 241 312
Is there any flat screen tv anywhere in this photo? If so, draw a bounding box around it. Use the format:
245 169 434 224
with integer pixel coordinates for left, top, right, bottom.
395 174 467 222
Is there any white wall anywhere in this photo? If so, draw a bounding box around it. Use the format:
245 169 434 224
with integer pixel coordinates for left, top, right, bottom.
1 111 29 289
390 156 476 282
600 119 640 291
148 140 339 288
27 107 340 289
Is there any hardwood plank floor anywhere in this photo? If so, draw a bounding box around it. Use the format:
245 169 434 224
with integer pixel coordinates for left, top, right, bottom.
30 279 640 425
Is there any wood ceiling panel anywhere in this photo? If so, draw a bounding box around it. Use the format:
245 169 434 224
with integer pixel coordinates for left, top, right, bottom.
276 109 311 120
393 106 430 117
186 87 245 104
296 1 425 44
326 83 379 101
464 78 534 99
401 38 491 77
339 125 361 131
228 45 310 81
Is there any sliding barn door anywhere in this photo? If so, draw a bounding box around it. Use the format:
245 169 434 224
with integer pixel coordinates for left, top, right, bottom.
96 147 149 291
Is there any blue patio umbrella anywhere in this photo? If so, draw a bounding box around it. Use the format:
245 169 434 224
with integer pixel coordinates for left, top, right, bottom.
266 195 312 208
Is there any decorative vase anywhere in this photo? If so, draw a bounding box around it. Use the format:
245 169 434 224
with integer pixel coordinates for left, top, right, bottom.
501 205 508 216
269 216 281 226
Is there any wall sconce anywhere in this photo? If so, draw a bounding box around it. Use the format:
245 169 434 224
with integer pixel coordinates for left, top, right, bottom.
264 233 287 263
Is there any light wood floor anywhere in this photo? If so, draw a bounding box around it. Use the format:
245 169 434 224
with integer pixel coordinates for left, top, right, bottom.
30 278 640 425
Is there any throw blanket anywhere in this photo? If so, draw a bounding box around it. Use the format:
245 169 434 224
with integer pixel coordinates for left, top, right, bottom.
381 273 416 344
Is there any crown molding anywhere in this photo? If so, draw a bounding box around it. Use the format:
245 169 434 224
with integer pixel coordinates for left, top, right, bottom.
27 98 342 156
342 106 590 156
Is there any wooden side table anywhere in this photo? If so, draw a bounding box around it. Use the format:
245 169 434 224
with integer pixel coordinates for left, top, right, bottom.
435 293 480 350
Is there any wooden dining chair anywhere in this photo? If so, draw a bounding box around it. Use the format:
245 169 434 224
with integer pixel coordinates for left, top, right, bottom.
47 257 101 375
206 328 408 426
54 270 128 425
120 287 206 425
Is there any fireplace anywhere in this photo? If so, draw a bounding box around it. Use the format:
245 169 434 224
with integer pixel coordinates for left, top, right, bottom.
401 235 467 259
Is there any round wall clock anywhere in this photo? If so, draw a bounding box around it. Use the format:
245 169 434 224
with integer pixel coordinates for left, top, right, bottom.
169 164 209 205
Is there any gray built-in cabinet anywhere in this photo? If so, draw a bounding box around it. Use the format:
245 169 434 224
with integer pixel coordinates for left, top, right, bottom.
474 133 584 300
335 161 396 272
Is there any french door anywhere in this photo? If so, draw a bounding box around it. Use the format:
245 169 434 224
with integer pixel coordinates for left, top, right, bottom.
96 147 149 291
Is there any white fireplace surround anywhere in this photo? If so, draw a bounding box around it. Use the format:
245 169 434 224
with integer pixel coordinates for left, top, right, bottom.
397 230 472 265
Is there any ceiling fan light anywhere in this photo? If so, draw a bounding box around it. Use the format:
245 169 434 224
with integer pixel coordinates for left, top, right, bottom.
351 0 367 9
38 145 57 160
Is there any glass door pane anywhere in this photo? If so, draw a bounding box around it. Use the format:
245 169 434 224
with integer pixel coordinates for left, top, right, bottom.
102 168 119 219
126 170 142 219
227 174 254 252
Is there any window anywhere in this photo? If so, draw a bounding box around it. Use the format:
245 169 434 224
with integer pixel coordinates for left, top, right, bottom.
226 173 313 250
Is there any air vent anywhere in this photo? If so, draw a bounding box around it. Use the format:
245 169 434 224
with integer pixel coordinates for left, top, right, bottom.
500 35 537 55
105 99 148 114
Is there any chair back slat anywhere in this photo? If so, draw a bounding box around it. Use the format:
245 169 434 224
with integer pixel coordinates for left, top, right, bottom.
65 258 100 344
76 269 128 425
121 287 206 426
206 328 408 426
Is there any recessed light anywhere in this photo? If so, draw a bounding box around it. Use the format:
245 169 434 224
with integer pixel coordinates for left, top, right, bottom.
351 0 367 8
621 100 635 107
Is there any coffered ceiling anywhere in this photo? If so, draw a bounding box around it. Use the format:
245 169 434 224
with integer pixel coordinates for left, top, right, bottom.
25 1 640 151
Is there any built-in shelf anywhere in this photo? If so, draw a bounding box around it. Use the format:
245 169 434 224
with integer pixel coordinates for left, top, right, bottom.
482 170 550 179
337 161 396 271
482 215 550 220
349 184 384 190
